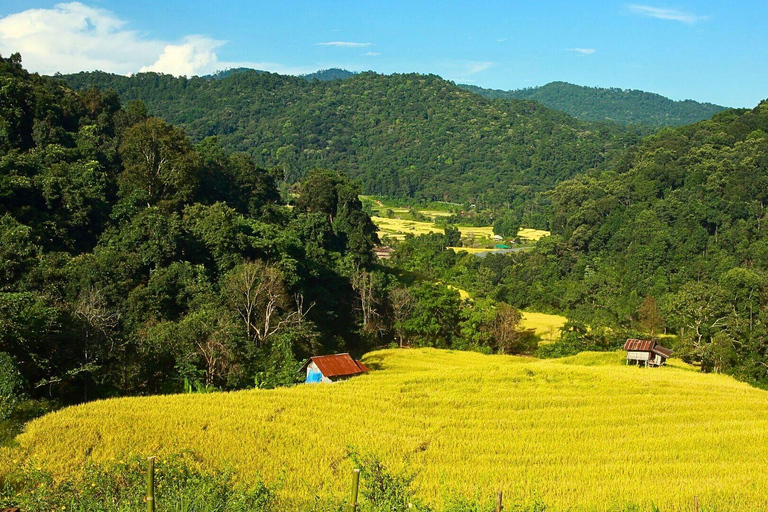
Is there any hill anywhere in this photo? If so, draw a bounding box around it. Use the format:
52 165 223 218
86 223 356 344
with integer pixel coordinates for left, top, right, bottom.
59 70 643 205
0 53 381 404
461 81 727 127
6 348 768 510
301 68 356 81
473 100 768 385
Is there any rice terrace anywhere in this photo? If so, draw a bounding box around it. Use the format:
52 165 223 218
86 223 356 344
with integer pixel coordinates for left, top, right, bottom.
2 0 768 511
4 349 768 510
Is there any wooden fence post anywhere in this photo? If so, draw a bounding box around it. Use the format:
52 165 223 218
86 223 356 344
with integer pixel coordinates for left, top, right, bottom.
348 468 360 512
694 495 699 512
146 456 156 512
496 490 503 512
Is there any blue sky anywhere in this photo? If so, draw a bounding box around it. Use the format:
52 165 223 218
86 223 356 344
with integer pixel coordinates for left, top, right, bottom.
0 1 766 107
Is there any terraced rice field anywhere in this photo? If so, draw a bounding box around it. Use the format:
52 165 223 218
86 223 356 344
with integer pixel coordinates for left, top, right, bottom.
372 216 494 243
6 349 768 510
517 228 551 241
520 311 568 342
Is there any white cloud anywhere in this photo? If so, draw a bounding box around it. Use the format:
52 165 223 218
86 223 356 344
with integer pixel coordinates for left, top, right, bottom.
628 4 707 24
0 2 161 74
141 35 224 76
462 60 494 75
316 41 372 48
496 38 508 42
566 48 597 55
0 2 305 77
365 51 381 57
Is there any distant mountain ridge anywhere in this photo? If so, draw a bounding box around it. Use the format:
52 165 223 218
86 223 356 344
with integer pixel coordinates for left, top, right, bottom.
204 67 355 81
59 69 642 205
460 81 728 127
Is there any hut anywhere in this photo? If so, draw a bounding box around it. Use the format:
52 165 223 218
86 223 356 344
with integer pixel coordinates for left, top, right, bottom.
300 353 369 383
624 339 672 367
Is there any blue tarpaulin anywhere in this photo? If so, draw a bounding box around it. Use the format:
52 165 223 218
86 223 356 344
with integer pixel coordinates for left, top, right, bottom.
306 368 322 383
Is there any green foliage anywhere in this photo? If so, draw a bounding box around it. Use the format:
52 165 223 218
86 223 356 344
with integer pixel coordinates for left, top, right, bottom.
461 81 726 127
60 70 641 205
402 283 463 348
0 454 274 511
0 55 376 402
0 352 23 420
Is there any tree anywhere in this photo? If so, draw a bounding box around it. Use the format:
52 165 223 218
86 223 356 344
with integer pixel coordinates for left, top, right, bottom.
637 295 663 335
389 287 415 348
118 117 198 206
350 264 378 330
444 226 461 247
664 281 729 370
73 286 120 400
494 303 537 355
402 283 462 348
223 261 295 347
0 351 23 420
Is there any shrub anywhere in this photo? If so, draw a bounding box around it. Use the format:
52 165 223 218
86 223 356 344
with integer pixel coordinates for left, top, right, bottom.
0 454 274 511
0 353 23 420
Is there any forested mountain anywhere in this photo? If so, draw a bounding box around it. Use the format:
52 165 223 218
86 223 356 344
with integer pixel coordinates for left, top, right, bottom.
301 68 355 81
461 81 727 127
60 70 643 205
0 53 381 402
486 101 768 384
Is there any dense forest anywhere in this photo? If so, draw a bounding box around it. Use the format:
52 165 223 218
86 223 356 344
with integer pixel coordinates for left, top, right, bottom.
60 69 643 205
0 54 543 411
0 53 382 403
406 102 768 385
462 81 727 127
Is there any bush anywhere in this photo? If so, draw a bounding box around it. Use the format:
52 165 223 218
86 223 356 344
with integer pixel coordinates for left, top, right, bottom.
0 353 23 420
0 454 274 511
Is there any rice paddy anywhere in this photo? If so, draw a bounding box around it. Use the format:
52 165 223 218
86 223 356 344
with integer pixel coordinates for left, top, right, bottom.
7 348 768 511
372 216 494 243
517 228 551 241
520 311 568 342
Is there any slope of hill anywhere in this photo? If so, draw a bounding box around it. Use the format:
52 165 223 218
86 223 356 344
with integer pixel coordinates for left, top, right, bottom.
301 68 355 81
7 348 768 510
461 81 727 126
482 101 768 385
60 70 642 205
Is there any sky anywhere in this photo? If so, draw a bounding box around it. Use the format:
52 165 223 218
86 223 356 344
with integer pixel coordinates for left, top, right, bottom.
0 1 766 107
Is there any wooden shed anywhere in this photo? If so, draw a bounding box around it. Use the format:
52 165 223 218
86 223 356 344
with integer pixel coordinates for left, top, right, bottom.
300 353 369 383
624 339 672 367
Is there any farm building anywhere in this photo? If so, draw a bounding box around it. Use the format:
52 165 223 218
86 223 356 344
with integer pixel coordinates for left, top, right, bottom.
624 339 672 367
300 353 369 383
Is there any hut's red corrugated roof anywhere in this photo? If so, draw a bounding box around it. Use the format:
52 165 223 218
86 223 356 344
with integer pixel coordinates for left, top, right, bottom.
310 353 368 378
624 339 656 352
624 339 672 357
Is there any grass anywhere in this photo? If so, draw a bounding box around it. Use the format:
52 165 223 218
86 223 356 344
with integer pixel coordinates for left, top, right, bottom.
5 349 768 511
520 311 567 343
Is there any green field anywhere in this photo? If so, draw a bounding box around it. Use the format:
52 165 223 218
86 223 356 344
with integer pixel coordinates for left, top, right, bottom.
6 349 768 511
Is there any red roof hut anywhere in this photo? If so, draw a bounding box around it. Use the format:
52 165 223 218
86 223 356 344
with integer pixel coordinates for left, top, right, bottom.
624 339 672 367
300 353 369 383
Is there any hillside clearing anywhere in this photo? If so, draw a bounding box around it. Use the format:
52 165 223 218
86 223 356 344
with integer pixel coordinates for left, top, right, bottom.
6 349 768 510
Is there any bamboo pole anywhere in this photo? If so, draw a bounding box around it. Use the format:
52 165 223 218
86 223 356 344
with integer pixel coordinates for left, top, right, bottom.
349 468 361 512
694 495 699 512
146 456 156 512
496 490 503 512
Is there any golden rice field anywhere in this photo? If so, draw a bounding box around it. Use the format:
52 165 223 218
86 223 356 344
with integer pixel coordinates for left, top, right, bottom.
6 349 768 511
517 228 551 241
520 311 568 342
372 216 494 242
